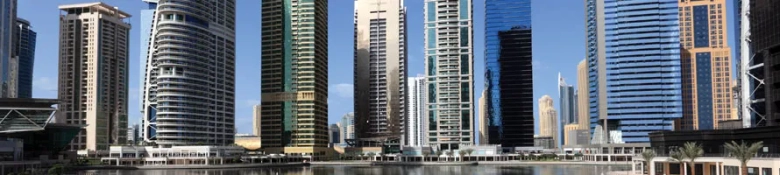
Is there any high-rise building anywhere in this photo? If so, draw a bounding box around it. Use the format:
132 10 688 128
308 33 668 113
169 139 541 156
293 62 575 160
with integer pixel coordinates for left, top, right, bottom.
586 0 683 143
57 2 131 151
353 0 407 146
750 0 780 126
478 90 487 145
340 113 355 146
127 124 139 145
576 60 589 131
253 104 261 136
139 0 157 143
484 0 533 147
12 18 35 98
261 0 329 156
328 124 340 145
406 76 425 146
141 0 237 147
678 0 733 131
737 0 755 128
0 0 15 98
558 73 574 147
538 95 558 148
424 0 475 150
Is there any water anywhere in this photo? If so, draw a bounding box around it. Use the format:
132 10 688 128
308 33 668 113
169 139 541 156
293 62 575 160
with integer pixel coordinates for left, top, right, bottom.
77 164 631 175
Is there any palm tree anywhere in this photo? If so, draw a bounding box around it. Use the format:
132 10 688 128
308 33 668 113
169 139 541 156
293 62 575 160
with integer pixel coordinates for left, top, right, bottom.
445 150 455 161
367 152 376 161
422 151 430 162
725 141 764 175
668 150 685 175
680 142 704 175
458 150 466 162
640 150 656 175
435 150 443 161
377 152 384 162
465 149 474 161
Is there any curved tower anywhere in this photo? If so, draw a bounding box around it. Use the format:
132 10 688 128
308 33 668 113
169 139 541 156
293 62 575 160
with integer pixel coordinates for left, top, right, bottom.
142 0 236 146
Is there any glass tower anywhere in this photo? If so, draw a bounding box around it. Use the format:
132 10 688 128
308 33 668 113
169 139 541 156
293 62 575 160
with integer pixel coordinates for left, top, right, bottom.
13 18 35 98
484 0 533 147
0 0 15 98
261 0 329 156
588 0 683 143
424 0 474 150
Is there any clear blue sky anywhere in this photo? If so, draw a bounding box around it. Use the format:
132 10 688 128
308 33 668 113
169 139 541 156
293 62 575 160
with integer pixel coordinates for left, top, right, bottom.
19 0 736 135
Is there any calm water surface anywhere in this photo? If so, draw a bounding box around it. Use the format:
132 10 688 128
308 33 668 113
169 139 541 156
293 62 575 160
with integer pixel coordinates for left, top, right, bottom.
77 164 631 175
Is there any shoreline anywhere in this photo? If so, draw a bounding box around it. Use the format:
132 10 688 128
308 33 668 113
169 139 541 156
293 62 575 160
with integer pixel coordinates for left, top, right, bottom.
75 161 630 170
74 162 307 170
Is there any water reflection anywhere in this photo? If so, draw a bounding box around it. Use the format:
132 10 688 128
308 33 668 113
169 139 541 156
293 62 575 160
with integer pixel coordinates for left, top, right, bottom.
78 164 630 175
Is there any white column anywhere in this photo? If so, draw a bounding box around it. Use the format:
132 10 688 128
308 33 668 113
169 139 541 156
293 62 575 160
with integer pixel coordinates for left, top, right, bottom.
716 162 720 175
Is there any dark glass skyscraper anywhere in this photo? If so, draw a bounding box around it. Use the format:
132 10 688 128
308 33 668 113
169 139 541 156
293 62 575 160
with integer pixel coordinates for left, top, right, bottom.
12 18 34 98
485 0 533 147
750 0 780 126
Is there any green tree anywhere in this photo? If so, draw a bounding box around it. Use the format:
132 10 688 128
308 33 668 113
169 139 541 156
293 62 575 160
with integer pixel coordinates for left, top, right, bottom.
458 150 467 162
681 142 704 175
435 150 443 161
465 149 474 161
640 150 656 175
725 141 764 175
422 151 430 162
668 150 685 175
48 164 66 175
367 152 376 161
445 150 454 161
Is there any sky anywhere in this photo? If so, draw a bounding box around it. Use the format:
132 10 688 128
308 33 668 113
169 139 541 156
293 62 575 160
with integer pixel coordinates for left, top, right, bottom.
19 0 737 135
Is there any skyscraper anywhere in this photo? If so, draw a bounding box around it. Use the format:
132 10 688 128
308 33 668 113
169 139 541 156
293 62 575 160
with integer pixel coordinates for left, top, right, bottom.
558 73 574 146
261 0 329 156
57 2 131 151
586 0 682 143
353 0 407 146
406 76 425 146
576 60 589 135
678 0 733 131
12 18 35 98
478 90 487 145
139 0 157 143
141 0 237 147
329 124 340 146
750 0 780 126
340 112 355 146
538 95 558 148
0 0 15 98
425 0 474 150
253 104 261 136
484 0 533 147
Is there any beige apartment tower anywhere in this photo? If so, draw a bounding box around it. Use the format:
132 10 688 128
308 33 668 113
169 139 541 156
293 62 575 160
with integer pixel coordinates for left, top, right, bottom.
678 0 733 130
538 95 558 148
576 60 589 131
353 0 407 145
253 104 261 136
478 90 487 145
57 2 130 151
260 0 330 157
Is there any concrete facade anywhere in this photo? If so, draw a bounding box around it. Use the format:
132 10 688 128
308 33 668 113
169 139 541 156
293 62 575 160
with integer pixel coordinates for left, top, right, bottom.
253 104 261 136
353 0 408 145
424 0 475 149
57 2 130 151
406 76 426 146
576 59 589 132
538 95 558 148
478 90 488 145
678 0 734 130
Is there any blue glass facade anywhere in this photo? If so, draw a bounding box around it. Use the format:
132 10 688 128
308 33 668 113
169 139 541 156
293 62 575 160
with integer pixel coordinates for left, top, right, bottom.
695 52 713 130
485 0 533 147
693 5 709 48
0 0 15 98
13 18 35 98
598 0 683 143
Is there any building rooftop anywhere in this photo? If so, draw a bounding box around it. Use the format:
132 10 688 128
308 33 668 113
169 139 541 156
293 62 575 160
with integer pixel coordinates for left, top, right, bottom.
58 2 131 18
